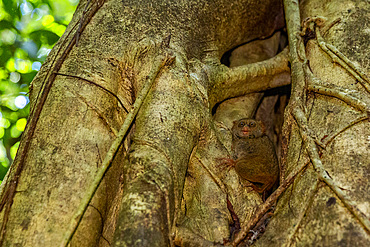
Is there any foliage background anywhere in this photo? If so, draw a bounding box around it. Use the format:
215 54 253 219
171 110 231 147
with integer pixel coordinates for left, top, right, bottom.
0 0 78 182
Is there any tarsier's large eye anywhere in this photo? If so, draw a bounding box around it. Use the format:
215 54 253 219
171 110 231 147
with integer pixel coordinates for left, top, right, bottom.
238 121 245 128
249 121 256 127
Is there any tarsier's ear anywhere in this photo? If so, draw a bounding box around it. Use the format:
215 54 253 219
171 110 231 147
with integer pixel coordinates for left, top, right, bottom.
258 120 266 133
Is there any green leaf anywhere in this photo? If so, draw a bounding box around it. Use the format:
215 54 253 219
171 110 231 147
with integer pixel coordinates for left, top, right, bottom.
2 0 18 20
21 71 37 84
0 46 12 65
0 20 15 30
29 30 60 46
0 162 9 181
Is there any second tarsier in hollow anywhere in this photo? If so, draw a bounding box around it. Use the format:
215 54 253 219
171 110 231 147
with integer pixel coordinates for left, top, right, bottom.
220 118 279 193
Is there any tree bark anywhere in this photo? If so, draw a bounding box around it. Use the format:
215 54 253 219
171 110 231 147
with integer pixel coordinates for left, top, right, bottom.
0 0 368 246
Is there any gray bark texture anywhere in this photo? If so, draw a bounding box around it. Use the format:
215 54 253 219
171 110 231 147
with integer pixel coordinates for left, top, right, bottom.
0 0 368 246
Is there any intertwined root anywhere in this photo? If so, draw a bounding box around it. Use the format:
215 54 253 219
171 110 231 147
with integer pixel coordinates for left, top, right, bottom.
230 12 370 247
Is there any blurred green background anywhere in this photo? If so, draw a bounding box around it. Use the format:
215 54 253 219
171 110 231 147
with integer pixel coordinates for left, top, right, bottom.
0 0 78 183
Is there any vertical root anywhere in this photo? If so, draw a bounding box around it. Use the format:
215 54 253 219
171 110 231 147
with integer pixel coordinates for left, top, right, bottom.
60 51 176 247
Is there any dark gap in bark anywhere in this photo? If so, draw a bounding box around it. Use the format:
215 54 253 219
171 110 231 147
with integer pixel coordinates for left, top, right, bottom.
256 84 290 199
220 29 287 67
211 100 223 116
277 29 288 53
220 49 232 67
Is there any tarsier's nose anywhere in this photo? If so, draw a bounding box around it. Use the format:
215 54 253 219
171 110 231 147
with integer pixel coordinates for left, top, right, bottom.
242 126 249 132
241 126 249 134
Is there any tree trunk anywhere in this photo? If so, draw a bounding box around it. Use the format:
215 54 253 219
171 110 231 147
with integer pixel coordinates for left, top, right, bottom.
0 0 368 246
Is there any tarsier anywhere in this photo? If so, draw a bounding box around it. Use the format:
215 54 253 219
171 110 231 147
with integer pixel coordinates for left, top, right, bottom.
220 119 279 193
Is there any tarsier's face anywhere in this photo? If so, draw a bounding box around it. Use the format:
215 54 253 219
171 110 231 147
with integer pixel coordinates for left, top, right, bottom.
232 119 265 139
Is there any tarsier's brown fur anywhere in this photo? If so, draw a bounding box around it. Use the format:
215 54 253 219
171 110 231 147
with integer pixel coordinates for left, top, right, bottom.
222 119 279 193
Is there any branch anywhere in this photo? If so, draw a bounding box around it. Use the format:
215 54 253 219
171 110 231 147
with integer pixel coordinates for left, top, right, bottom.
208 48 290 107
75 0 92 46
284 0 306 104
60 52 175 247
